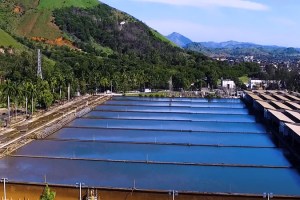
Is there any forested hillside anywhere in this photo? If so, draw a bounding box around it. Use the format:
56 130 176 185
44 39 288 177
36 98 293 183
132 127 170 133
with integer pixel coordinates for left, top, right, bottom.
0 0 298 113
185 42 300 58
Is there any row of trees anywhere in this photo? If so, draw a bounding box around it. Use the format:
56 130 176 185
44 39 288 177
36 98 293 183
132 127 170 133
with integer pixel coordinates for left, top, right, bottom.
0 3 298 117
256 64 300 90
51 5 265 90
0 79 55 120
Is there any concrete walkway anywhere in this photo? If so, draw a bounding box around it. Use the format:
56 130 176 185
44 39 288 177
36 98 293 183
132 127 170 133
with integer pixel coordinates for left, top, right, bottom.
0 95 109 155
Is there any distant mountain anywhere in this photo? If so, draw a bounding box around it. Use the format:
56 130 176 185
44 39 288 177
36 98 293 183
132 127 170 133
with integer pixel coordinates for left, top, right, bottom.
199 41 269 49
185 41 300 58
166 32 192 47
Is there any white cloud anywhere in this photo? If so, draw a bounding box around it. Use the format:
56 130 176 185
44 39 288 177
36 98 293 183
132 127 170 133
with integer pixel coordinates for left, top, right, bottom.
133 0 269 11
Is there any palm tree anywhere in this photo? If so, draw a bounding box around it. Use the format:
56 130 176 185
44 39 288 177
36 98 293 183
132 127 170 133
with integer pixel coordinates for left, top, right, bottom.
49 77 57 94
28 82 37 116
14 82 23 118
1 80 15 123
22 81 32 115
100 77 109 93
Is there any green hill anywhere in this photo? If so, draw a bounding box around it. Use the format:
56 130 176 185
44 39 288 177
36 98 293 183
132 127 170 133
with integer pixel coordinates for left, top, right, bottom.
0 28 24 49
37 0 99 9
185 42 300 58
52 3 184 61
1 0 99 40
0 0 279 100
0 0 298 111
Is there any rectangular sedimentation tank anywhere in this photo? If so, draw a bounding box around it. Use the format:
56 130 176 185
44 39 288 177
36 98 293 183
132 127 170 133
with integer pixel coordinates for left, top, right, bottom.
0 96 300 197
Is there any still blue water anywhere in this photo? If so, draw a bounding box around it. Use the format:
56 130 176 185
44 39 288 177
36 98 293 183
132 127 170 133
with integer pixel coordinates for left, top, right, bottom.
48 128 275 147
0 97 300 196
84 111 255 122
14 140 290 167
104 100 246 108
113 96 242 103
96 105 249 114
0 157 300 195
68 118 265 133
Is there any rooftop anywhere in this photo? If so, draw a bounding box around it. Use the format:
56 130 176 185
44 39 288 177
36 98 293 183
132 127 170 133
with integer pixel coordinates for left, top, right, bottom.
255 100 276 110
268 110 295 123
285 123 300 137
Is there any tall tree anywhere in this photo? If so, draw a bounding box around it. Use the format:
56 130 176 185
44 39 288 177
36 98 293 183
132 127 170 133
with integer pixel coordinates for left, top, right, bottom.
40 184 56 200
100 77 109 92
14 82 22 118
23 81 33 115
28 82 37 116
1 80 15 123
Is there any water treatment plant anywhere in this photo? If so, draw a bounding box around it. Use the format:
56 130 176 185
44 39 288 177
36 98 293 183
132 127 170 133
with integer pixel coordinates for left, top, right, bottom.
1 94 300 199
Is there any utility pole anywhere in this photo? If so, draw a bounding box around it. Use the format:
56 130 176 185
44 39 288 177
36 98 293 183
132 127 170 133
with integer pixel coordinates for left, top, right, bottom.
25 96 28 115
7 95 10 123
168 190 178 200
110 80 113 94
68 83 70 101
168 76 173 95
1 178 8 200
59 86 62 99
76 182 85 200
263 192 273 200
37 49 43 79
31 96 34 115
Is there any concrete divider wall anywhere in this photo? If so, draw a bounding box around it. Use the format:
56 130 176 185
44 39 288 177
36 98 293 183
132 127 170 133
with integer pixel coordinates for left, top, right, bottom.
0 183 298 200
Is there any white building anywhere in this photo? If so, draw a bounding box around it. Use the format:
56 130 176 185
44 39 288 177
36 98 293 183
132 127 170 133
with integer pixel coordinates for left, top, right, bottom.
244 56 254 62
249 79 264 89
144 88 152 93
222 80 235 89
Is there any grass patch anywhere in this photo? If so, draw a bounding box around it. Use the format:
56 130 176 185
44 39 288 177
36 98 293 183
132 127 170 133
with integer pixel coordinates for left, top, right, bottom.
38 0 99 10
17 9 60 39
239 75 249 84
15 0 100 40
30 9 61 39
0 29 24 49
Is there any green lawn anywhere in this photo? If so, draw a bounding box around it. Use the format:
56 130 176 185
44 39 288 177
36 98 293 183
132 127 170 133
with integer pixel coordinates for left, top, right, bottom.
0 29 24 49
239 75 249 84
38 0 99 10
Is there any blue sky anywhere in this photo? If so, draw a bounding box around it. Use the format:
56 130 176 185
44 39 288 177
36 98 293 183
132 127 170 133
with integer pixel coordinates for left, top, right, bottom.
100 0 300 47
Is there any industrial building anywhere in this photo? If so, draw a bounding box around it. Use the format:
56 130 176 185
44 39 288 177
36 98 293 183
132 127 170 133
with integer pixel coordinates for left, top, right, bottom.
244 90 300 160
